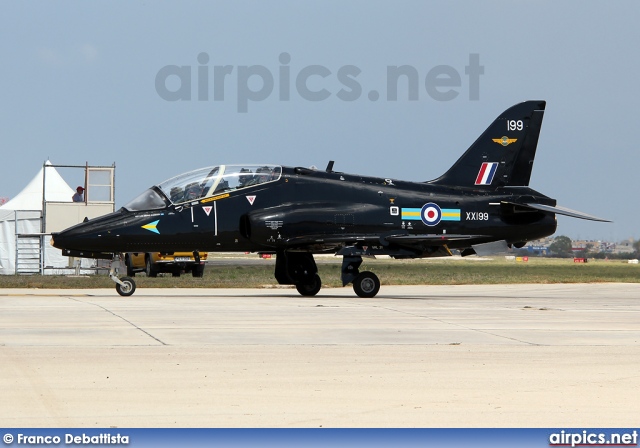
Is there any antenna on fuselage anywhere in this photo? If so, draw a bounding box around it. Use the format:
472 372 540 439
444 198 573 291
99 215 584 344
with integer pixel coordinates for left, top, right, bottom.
325 161 335 173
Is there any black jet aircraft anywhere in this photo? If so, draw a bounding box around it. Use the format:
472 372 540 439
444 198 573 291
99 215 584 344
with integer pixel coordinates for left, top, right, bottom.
51 100 609 297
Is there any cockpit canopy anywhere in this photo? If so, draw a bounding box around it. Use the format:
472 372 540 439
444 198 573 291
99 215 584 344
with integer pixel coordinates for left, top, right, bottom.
124 164 282 211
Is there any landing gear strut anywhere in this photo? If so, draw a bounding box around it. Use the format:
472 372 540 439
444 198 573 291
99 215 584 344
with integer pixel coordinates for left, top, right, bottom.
110 254 137 296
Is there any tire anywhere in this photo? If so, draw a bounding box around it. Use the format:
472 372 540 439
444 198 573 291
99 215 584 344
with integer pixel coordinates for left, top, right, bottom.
295 274 322 297
125 256 136 277
353 271 380 298
115 276 136 296
145 255 158 277
192 264 205 278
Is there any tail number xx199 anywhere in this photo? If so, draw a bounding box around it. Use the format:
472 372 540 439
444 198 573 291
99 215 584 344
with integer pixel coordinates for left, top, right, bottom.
466 212 489 221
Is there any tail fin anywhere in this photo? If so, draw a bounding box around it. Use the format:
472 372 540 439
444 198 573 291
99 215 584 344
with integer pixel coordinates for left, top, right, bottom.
429 100 546 188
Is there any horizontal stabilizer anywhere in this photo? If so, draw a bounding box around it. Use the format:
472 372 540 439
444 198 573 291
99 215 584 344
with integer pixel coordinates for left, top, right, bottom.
504 201 611 222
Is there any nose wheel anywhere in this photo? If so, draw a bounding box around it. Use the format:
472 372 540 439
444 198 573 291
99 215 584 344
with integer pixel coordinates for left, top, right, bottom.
115 276 136 296
110 254 138 296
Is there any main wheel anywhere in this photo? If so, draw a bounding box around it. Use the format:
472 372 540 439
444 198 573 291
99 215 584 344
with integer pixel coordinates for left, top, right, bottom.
115 276 136 296
295 274 322 296
192 264 205 278
145 256 158 277
353 271 380 298
125 256 136 277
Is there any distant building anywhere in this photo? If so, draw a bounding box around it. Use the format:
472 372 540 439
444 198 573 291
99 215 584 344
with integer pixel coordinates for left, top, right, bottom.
570 238 635 255
524 238 551 256
572 240 597 253
521 237 636 257
612 238 635 254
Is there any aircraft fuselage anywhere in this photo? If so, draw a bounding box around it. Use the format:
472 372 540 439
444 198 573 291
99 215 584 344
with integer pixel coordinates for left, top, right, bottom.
52 165 556 259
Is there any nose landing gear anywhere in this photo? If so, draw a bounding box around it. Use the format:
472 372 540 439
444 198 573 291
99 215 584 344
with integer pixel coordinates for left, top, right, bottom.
110 254 137 296
115 276 136 296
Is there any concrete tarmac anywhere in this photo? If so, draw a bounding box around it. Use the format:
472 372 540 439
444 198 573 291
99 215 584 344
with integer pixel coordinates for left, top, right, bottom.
0 283 638 427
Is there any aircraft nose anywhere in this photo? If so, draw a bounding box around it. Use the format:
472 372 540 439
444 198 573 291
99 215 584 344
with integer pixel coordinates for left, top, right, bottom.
50 227 88 251
50 231 68 250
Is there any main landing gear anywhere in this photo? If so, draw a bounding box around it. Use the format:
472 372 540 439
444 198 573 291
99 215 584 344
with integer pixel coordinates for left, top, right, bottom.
275 250 381 298
341 255 381 298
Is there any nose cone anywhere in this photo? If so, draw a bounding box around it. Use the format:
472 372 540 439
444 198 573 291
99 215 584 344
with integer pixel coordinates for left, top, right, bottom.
50 221 109 254
50 209 132 254
50 231 66 250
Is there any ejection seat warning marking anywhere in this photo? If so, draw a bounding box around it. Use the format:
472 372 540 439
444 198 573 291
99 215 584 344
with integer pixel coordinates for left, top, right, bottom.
203 206 212 216
247 195 256 205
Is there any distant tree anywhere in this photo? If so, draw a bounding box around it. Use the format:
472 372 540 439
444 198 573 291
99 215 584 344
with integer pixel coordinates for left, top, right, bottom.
574 243 594 259
592 251 636 260
574 249 588 258
549 235 573 257
633 239 640 257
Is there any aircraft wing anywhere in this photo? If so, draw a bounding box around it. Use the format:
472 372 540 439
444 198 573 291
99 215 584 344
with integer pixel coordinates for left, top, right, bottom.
283 233 483 248
283 234 384 246
285 234 380 246
503 201 611 222
385 234 483 243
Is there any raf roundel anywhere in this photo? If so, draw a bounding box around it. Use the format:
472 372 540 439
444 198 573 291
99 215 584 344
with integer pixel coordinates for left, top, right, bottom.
420 202 442 226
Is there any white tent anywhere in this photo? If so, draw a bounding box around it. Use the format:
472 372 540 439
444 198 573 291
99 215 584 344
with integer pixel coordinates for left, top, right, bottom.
0 161 75 274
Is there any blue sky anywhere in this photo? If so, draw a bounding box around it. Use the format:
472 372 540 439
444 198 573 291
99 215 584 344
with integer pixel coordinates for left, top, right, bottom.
1 1 637 241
